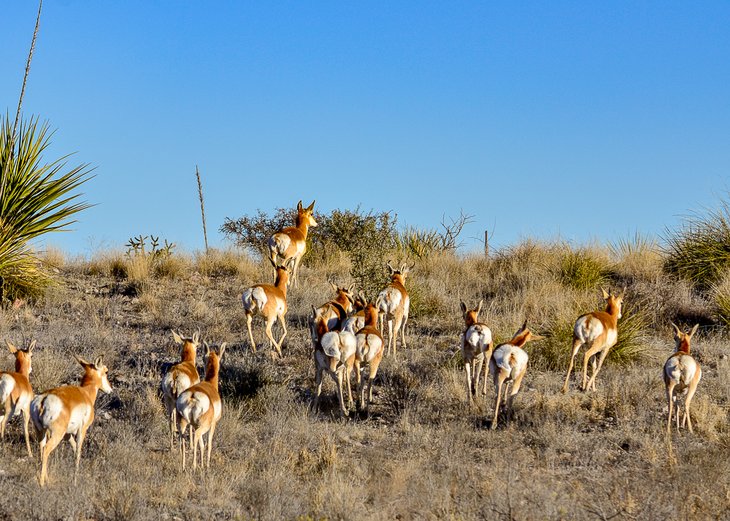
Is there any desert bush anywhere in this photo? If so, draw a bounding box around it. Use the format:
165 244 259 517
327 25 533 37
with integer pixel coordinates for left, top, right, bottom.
610 233 663 282
558 246 611 290
0 116 92 303
194 248 258 279
664 197 730 287
710 271 730 327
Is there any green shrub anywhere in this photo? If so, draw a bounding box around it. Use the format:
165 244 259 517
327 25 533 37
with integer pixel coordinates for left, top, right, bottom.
558 248 610 291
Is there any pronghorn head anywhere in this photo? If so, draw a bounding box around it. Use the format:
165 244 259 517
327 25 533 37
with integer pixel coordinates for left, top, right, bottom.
296 200 318 228
6 339 34 375
601 287 625 319
203 342 227 381
363 301 379 327
330 281 356 311
171 329 200 361
76 355 112 394
271 258 295 288
386 261 415 284
353 290 368 312
671 322 699 354
509 320 545 348
460 300 483 327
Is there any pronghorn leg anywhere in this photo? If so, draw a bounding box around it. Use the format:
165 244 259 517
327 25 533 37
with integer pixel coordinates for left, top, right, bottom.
482 345 493 396
22 407 32 457
666 383 675 434
492 374 506 430
366 355 383 413
192 427 201 471
387 320 394 356
312 366 324 412
197 430 206 469
508 369 527 424
73 428 88 485
245 313 257 353
684 383 699 434
562 338 583 393
292 255 303 288
580 341 597 392
401 308 409 348
0 401 10 441
265 317 280 357
393 314 403 356
345 361 354 410
355 361 365 410
334 369 348 416
167 402 176 451
206 423 216 468
465 360 473 404
38 428 64 487
277 312 288 355
586 348 611 392
474 356 484 399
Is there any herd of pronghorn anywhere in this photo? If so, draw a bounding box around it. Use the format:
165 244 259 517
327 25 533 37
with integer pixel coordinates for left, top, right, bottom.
0 201 703 486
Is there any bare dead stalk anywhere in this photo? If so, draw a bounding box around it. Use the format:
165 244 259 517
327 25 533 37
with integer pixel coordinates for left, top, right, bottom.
196 165 209 254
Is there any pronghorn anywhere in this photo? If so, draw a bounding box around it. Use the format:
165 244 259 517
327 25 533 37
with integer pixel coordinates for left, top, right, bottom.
176 342 226 471
561 288 624 393
30 355 112 486
309 282 356 344
664 323 702 434
341 291 368 335
0 340 35 457
354 302 385 412
241 260 292 356
489 321 543 430
161 330 200 450
376 261 414 356
268 200 317 288
460 300 494 404
311 310 357 416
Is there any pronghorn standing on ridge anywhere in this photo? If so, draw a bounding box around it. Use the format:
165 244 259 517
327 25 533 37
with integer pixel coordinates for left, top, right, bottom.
268 200 317 288
0 340 35 457
311 310 357 416
664 323 702 434
459 300 494 404
309 282 356 344
355 302 385 412
30 355 112 486
161 330 200 450
176 342 226 470
242 260 293 356
561 288 624 393
377 261 413 356
489 321 543 430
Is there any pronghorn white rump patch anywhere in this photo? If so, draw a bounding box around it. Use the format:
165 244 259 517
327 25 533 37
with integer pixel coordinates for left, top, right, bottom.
30 394 63 431
177 390 211 424
342 315 365 335
322 331 357 362
464 324 492 352
242 286 268 312
268 233 292 257
0 374 16 403
573 315 605 342
356 333 383 362
492 345 528 378
162 371 194 398
665 355 699 387
377 287 402 315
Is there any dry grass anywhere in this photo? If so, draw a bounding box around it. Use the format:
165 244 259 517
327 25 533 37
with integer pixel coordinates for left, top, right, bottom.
0 248 728 520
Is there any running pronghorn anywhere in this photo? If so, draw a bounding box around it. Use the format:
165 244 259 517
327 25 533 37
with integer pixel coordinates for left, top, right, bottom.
242 260 292 356
664 323 702 434
161 330 200 450
30 355 112 486
0 340 35 457
377 261 414 356
460 300 494 404
309 282 356 343
489 321 543 430
561 288 624 393
176 343 226 471
355 302 385 412
311 310 357 416
341 291 368 334
268 200 317 288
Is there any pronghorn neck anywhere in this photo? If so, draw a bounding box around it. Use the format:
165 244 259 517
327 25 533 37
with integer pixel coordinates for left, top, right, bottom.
294 213 311 238
390 273 406 287
464 311 479 328
676 337 691 354
315 317 328 341
274 269 290 294
509 330 531 348
604 299 621 321
79 371 104 400
203 355 221 387
180 341 197 363
14 352 31 376
364 305 378 327
333 291 354 313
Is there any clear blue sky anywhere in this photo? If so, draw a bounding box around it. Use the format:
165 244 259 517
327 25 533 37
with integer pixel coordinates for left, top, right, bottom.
3 1 729 255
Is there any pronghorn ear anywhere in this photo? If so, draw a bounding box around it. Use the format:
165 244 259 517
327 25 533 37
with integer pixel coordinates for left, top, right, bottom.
94 356 104 369
204 342 211 357
386 260 395 274
348 283 355 294
601 287 610 299
689 324 700 338
476 300 483 314
530 332 545 342
171 330 183 345
311 304 317 317
28 340 36 353
307 200 315 211
192 330 200 344
517 320 528 334
329 281 338 292
218 343 227 359
75 355 91 367
6 341 18 354
460 301 467 313
297 200 303 211
670 322 681 336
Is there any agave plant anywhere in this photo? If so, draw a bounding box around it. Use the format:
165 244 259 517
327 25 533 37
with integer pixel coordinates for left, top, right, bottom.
0 115 92 302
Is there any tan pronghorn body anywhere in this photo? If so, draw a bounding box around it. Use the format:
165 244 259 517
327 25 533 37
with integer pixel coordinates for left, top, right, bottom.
341 291 368 334
489 322 542 430
561 289 624 393
664 323 702 434
30 356 112 486
459 301 494 404
309 283 356 344
0 340 35 456
268 200 317 288
376 262 413 356
311 314 357 416
161 330 200 450
242 262 291 356
355 303 385 412
176 343 226 470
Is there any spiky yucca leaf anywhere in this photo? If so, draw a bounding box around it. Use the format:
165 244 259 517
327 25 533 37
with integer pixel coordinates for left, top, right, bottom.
0 115 93 301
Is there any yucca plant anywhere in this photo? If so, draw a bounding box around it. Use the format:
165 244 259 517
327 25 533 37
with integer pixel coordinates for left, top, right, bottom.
0 115 92 302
